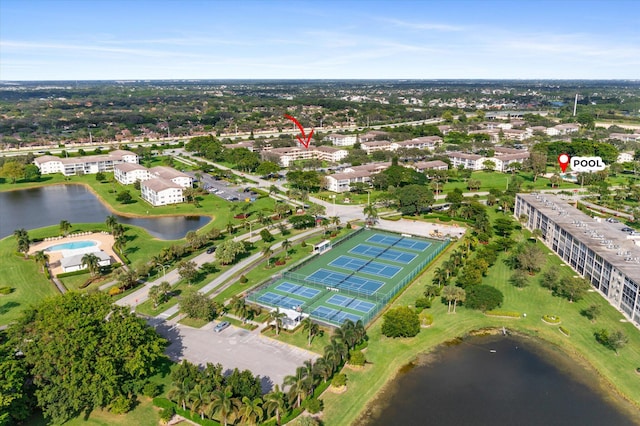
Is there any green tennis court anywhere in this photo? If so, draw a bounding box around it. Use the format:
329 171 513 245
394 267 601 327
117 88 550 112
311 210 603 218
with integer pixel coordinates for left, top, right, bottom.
247 228 449 326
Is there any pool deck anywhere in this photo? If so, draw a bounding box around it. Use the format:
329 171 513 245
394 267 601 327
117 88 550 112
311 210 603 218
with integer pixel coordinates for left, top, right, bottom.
29 233 119 276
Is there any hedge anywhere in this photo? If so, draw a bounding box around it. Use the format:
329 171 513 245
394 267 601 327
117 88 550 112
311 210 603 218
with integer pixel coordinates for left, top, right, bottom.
559 326 570 336
542 314 561 324
57 269 90 278
485 310 521 318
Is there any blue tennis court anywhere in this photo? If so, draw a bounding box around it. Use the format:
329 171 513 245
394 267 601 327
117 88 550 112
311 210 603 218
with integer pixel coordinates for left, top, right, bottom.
306 268 384 295
256 292 304 309
349 244 417 264
311 305 362 324
274 282 321 299
329 255 401 278
367 234 431 251
326 294 376 313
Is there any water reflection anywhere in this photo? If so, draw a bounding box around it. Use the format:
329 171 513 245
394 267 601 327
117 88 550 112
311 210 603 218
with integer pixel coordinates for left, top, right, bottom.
0 185 210 240
365 335 638 426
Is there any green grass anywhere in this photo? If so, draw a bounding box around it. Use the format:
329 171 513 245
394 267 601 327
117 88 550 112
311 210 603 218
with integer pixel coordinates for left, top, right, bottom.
58 272 110 292
179 317 210 328
319 237 640 426
262 323 333 355
0 237 58 326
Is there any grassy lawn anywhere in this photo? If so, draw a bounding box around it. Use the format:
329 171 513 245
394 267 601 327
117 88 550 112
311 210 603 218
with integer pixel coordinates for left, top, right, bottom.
319 236 640 426
58 272 109 293
0 236 58 326
262 323 333 355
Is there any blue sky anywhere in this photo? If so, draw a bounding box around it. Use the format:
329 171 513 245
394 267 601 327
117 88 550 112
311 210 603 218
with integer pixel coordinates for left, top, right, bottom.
1 0 639 80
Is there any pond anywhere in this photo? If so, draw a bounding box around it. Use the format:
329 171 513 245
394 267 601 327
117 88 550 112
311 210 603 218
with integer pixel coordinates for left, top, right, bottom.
0 185 210 240
363 335 639 426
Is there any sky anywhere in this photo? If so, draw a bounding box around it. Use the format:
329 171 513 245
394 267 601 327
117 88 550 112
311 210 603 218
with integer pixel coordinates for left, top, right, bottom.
1 0 639 81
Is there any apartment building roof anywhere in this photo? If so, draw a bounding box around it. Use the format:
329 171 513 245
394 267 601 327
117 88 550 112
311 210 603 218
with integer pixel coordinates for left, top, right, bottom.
142 177 183 192
114 163 148 172
149 166 190 180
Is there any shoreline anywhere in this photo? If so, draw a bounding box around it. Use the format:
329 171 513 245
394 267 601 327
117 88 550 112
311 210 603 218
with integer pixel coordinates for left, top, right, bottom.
1 180 215 221
354 327 640 425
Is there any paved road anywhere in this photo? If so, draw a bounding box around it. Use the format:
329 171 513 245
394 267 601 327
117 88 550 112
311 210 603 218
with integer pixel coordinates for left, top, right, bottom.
148 318 318 392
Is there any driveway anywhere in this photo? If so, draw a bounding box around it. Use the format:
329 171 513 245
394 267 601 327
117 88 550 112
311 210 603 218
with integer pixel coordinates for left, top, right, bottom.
149 318 318 392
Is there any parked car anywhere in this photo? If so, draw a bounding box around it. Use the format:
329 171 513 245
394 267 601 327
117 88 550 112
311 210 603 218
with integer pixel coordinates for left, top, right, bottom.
213 321 230 333
206 246 216 254
621 227 634 232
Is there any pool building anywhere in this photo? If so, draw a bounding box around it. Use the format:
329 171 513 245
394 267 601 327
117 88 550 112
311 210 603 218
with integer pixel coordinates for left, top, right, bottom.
248 228 448 327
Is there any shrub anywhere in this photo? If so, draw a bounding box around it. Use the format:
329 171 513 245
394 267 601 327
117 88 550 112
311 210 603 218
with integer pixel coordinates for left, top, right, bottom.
0 286 12 295
331 373 347 387
559 326 570 336
239 275 248 283
108 286 123 296
464 285 503 312
418 311 433 326
143 382 162 398
302 398 323 414
382 306 420 338
485 310 521 318
542 314 561 324
159 406 175 423
346 222 352 229
260 228 275 242
415 297 431 310
348 349 366 366
301 240 307 248
109 394 133 414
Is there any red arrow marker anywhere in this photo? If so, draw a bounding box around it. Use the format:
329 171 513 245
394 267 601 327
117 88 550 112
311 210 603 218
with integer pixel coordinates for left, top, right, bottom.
558 153 570 173
284 114 314 149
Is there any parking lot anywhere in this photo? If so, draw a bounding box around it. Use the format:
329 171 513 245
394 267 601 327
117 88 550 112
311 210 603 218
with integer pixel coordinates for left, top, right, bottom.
150 319 318 392
185 171 256 202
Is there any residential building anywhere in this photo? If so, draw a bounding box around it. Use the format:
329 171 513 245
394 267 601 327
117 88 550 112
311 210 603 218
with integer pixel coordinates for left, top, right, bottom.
324 162 391 193
34 150 138 176
114 163 151 185
617 152 635 163
515 193 640 327
149 166 193 188
393 136 443 150
60 250 111 273
546 123 580 136
447 152 486 170
141 178 185 206
325 133 358 146
408 160 448 173
359 131 389 142
361 140 393 155
262 146 347 167
609 133 640 143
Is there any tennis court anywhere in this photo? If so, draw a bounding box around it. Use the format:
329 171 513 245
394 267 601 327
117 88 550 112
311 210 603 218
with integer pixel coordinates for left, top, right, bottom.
307 268 384 295
248 228 449 326
326 294 376 313
349 244 417 264
256 292 305 310
274 282 321 299
311 306 363 324
329 255 401 278
367 233 431 251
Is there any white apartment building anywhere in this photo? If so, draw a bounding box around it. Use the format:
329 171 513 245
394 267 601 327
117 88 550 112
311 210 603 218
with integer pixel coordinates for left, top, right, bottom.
447 152 486 170
114 163 151 184
326 133 358 146
447 150 530 172
324 162 391 193
546 123 580 136
262 146 347 167
617 152 634 163
515 193 639 327
609 133 640 143
408 160 448 173
393 136 443 150
361 140 393 155
141 178 185 206
149 166 193 188
34 150 138 176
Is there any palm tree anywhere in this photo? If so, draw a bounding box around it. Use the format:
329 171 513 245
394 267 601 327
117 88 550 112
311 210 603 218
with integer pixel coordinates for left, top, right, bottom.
168 378 193 411
231 296 249 323
363 202 378 226
112 223 125 238
59 220 71 236
105 215 118 231
324 338 347 369
284 367 311 408
263 385 287 425
206 386 240 426
116 268 138 290
268 308 286 335
301 317 319 347
334 320 357 349
432 266 448 287
14 229 30 258
330 216 341 231
442 285 466 313
281 239 292 259
188 383 210 420
114 234 127 253
354 319 367 344
34 250 49 273
262 245 274 268
81 253 101 277
238 396 263 425
312 357 333 383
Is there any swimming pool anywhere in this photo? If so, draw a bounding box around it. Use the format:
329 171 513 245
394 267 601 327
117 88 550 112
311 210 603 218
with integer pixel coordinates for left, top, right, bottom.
45 241 97 252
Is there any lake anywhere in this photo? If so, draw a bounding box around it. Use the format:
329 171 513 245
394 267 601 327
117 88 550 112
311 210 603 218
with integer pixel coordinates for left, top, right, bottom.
363 335 639 426
0 185 210 240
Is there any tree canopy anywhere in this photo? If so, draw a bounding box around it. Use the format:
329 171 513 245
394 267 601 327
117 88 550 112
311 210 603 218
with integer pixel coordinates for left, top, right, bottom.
381 306 420 338
6 292 166 424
